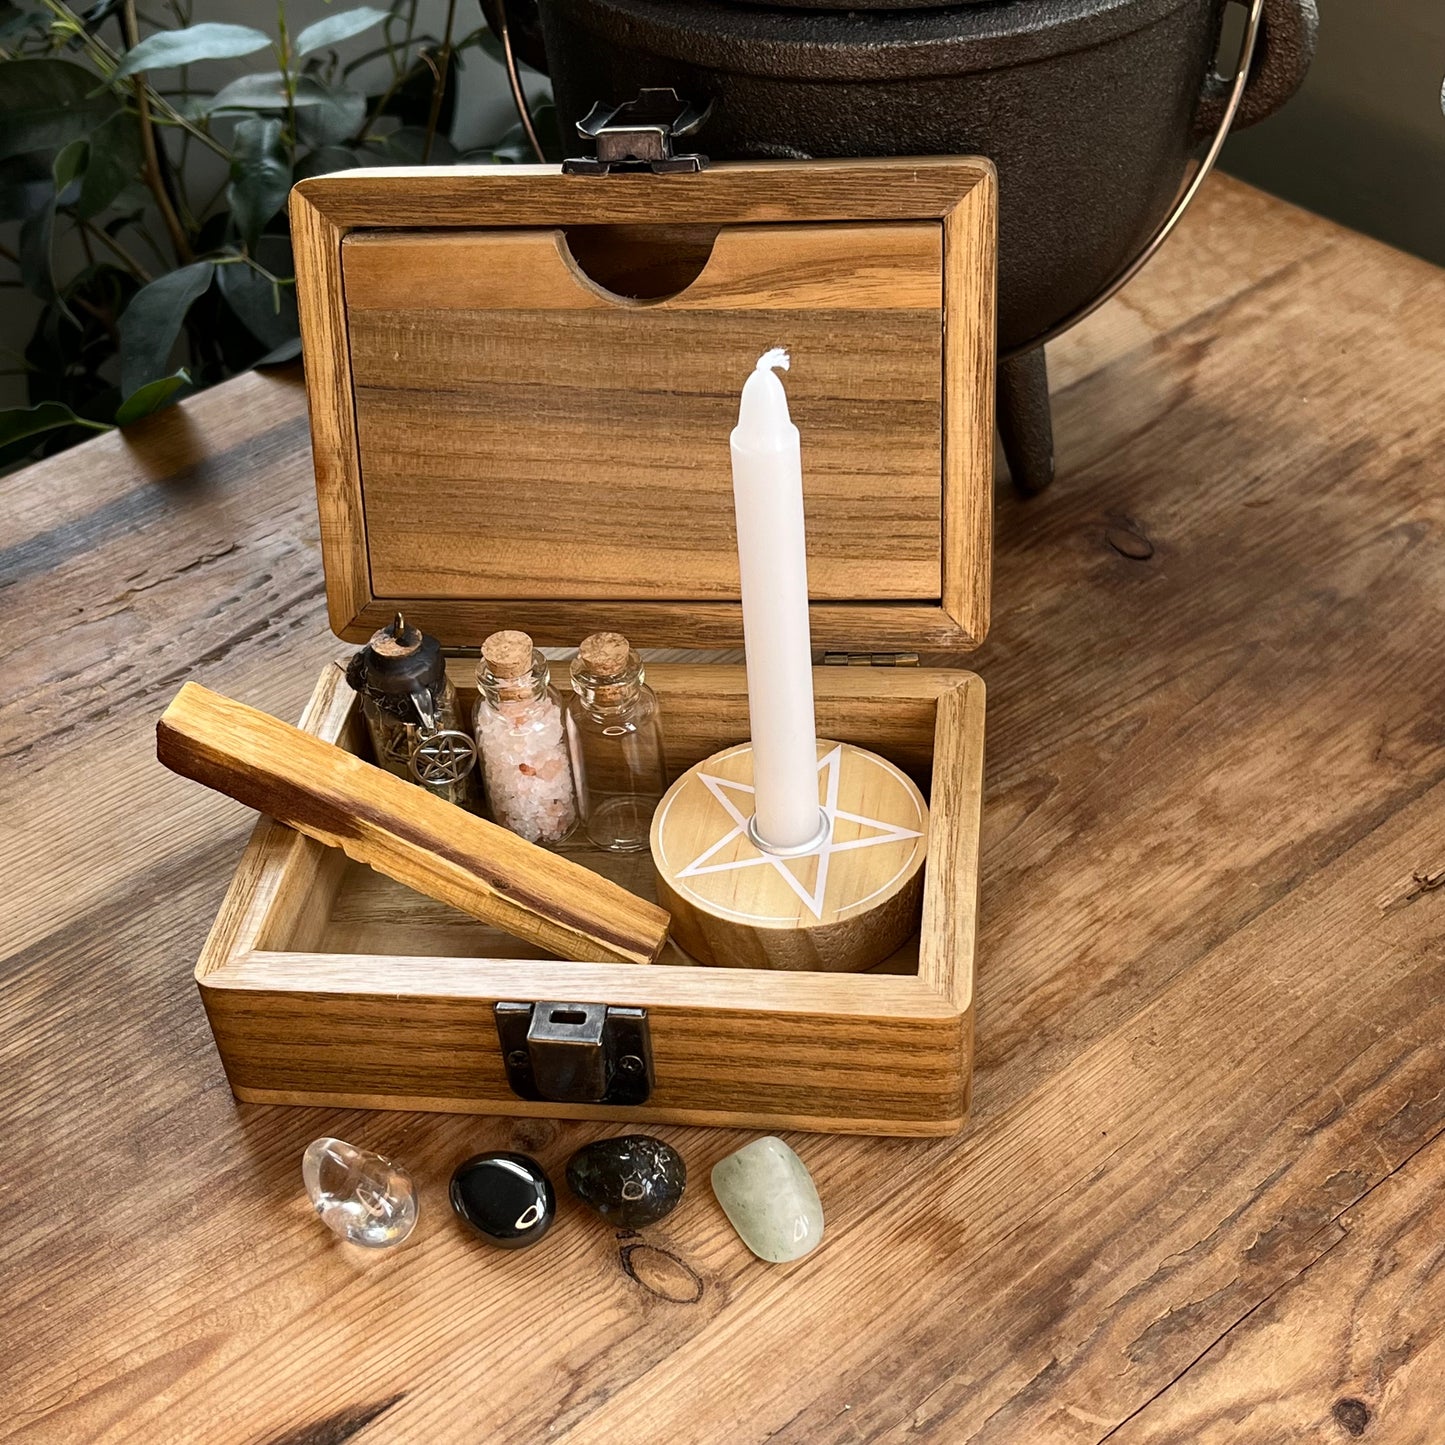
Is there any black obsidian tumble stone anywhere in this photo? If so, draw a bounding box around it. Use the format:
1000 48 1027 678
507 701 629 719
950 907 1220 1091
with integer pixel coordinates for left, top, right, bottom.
566 1135 687 1229
449 1152 556 1249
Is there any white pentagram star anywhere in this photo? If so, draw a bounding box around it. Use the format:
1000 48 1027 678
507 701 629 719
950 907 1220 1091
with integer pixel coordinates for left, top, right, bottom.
675 745 923 921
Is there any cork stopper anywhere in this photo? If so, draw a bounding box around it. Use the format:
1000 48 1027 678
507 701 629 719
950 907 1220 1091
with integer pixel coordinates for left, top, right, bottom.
576 631 631 680
482 629 535 680
345 611 444 708
369 611 422 659
572 631 640 709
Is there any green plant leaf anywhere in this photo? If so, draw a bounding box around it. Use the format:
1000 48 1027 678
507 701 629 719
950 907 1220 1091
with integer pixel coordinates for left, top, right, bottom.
171 95 213 121
295 85 367 147
19 191 57 301
227 117 290 249
17 287 131 454
0 152 51 222
115 368 192 426
0 4 47 44
113 23 271 77
19 140 89 307
255 336 303 366
217 241 298 351
481 99 559 164
378 125 457 164
74 110 142 218
295 6 388 57
293 143 367 180
474 28 504 64
0 399 109 449
118 261 214 396
205 71 339 113
52 137 86 196
0 60 117 161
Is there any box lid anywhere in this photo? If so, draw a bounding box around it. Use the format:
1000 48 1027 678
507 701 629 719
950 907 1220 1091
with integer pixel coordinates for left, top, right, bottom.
291 158 996 653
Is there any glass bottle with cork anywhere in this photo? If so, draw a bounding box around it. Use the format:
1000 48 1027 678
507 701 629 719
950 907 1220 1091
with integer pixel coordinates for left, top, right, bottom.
565 631 668 853
474 630 579 846
344 613 477 808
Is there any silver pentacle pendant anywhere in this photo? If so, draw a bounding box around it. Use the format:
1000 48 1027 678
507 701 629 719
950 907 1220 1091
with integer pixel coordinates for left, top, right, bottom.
409 729 479 788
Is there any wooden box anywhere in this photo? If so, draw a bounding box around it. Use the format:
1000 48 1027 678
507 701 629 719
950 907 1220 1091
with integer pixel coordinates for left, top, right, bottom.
194 158 996 1136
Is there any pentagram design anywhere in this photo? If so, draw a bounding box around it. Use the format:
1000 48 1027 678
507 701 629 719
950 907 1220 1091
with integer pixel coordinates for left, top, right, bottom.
409 729 478 786
671 743 924 922
381 725 420 770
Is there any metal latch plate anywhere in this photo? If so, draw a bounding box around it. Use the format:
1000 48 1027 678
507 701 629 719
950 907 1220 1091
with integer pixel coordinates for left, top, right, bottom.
495 1002 652 1106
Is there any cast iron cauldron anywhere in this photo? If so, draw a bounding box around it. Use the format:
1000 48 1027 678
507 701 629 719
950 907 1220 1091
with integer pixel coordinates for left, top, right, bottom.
487 0 1317 493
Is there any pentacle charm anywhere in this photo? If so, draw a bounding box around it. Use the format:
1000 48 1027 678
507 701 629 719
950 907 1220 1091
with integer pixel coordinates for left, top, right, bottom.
409 728 479 807
301 1137 418 1248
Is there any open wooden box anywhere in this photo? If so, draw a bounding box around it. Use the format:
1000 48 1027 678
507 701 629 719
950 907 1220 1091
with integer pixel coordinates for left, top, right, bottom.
195 157 996 1136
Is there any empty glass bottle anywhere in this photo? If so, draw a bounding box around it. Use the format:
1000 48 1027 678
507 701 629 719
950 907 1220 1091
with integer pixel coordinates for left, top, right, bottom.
565 631 668 852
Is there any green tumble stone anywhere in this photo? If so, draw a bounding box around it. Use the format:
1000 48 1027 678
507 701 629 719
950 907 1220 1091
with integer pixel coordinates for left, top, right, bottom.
710 1136 823 1263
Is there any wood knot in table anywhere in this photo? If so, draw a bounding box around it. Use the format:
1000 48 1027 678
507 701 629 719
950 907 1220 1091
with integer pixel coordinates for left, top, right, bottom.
618 1235 705 1305
507 1119 558 1152
1332 1397 1372 1436
1106 522 1155 561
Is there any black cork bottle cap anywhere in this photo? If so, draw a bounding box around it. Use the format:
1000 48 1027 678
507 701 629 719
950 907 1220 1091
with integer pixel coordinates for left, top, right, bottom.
344 612 445 703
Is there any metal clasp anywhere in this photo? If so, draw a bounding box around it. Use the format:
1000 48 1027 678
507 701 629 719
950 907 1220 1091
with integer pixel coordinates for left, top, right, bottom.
494 1001 653 1105
562 88 711 176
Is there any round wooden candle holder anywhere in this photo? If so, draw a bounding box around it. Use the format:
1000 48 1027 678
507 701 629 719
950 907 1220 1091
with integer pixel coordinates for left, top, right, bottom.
650 740 930 972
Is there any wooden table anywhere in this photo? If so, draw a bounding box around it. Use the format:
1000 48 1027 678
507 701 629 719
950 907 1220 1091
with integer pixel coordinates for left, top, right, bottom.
5 175 1444 1443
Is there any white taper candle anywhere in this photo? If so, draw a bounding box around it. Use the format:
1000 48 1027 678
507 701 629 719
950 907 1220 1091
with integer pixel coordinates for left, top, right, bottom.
730 349 823 851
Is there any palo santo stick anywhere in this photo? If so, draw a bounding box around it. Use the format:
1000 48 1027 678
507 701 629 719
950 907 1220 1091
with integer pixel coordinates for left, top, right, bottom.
157 682 669 965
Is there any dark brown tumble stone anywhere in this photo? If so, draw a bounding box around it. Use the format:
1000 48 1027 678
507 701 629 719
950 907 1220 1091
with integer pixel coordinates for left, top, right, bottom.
566 1135 687 1229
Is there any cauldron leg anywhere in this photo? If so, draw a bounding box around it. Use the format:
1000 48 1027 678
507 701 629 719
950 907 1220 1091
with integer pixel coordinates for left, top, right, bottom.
997 346 1055 496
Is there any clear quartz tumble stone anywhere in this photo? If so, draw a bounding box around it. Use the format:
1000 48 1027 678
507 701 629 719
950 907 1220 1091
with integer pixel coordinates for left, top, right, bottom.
302 1137 418 1248
711 1136 823 1263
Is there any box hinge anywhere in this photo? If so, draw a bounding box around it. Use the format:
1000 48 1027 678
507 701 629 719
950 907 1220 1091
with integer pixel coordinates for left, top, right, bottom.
822 652 921 667
494 1002 652 1106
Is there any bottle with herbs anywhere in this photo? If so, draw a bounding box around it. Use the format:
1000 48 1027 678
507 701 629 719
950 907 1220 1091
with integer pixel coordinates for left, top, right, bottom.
344 613 476 808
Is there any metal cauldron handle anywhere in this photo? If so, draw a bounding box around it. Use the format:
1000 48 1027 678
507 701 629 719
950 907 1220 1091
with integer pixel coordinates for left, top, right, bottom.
1195 0 1319 139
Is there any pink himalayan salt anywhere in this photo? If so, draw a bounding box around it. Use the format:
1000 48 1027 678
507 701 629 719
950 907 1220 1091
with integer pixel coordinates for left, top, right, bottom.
475 693 578 845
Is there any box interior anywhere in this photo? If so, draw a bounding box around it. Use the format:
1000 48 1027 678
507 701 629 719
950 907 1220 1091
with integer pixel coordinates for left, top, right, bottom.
250 661 959 979
342 221 946 607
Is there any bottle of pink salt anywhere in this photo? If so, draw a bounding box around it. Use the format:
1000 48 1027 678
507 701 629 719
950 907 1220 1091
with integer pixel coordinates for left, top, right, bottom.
474 629 579 847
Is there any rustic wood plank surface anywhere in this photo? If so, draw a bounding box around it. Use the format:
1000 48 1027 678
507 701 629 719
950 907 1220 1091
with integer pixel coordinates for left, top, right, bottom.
4 174 1445 1442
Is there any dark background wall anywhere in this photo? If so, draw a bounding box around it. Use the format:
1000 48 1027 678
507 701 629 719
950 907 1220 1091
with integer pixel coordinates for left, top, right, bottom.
1222 0 1445 266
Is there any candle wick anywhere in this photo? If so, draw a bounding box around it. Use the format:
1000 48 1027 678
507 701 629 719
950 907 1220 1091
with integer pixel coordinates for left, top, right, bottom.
755 347 790 375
